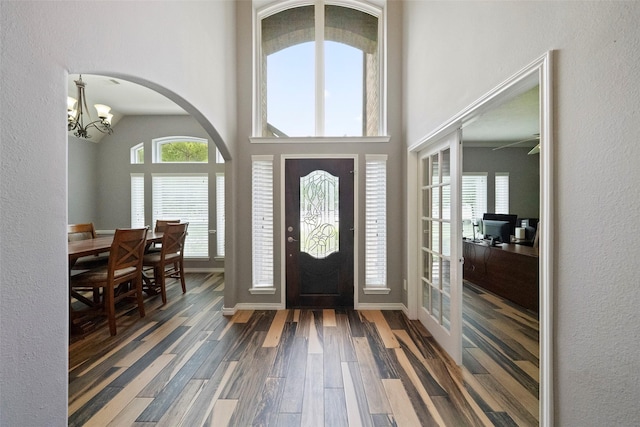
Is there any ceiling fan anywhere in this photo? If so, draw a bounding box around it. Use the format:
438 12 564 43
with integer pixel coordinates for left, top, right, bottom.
492 133 540 154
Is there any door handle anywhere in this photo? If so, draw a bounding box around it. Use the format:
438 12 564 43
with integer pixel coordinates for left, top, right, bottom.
287 236 298 243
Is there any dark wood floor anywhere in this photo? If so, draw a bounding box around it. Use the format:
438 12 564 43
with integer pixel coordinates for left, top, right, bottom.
69 273 539 426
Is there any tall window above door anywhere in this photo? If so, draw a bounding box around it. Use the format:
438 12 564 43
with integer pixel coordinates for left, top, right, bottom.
256 0 384 138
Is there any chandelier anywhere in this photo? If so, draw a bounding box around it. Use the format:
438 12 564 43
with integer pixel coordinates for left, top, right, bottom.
67 75 114 139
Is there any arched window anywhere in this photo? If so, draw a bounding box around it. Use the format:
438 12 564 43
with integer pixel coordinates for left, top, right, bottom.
152 136 209 163
256 1 384 138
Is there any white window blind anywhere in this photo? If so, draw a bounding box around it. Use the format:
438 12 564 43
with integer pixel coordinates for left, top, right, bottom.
152 174 208 258
462 173 487 239
252 157 274 287
365 155 387 288
495 172 510 214
131 173 145 228
216 173 225 258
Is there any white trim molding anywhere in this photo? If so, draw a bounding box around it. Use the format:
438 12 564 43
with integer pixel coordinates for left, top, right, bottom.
249 287 277 295
355 302 404 310
407 51 554 426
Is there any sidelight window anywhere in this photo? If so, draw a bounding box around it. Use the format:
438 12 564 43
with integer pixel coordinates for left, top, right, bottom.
365 155 387 289
252 156 274 288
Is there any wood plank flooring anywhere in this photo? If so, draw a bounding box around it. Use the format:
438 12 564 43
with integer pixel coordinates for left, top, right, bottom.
69 273 539 426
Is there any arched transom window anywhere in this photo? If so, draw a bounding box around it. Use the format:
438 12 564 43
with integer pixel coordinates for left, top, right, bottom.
256 1 384 138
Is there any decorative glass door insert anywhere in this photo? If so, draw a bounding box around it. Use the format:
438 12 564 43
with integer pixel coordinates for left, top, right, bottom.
300 170 339 258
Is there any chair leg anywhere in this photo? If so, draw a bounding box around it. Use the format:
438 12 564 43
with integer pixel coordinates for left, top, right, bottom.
179 261 186 293
159 269 167 304
135 277 145 318
105 285 116 336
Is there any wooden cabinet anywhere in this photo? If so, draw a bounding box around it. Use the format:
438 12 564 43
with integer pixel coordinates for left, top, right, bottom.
463 240 539 312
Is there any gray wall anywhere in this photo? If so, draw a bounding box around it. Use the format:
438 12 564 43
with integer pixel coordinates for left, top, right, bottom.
403 1 640 425
68 137 99 224
463 146 540 219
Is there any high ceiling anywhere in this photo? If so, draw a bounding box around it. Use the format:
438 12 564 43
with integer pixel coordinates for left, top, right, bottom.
68 74 187 115
68 74 539 146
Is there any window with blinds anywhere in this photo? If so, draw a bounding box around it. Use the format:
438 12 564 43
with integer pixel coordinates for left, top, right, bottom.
495 172 510 214
462 173 487 239
365 155 387 288
152 174 208 258
131 173 145 228
216 173 225 258
130 143 144 164
252 156 274 287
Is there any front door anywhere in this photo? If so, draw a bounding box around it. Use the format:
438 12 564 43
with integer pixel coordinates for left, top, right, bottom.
285 158 354 308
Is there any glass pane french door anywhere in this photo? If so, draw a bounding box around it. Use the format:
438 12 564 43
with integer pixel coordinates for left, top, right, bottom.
418 130 462 365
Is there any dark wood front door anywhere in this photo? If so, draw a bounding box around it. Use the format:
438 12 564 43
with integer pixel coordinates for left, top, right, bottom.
285 158 354 308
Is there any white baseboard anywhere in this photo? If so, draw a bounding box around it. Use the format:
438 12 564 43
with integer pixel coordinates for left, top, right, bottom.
184 268 224 273
355 302 406 310
223 302 406 315
222 302 285 315
400 303 412 319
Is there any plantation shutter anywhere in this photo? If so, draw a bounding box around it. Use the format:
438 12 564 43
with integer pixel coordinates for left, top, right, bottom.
495 173 510 214
365 155 387 288
131 173 145 228
216 173 225 258
252 156 274 287
461 174 487 239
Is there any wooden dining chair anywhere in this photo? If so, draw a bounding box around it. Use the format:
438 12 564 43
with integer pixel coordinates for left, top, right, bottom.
68 223 98 241
155 219 181 232
142 222 188 304
147 219 181 253
68 223 109 271
70 227 148 336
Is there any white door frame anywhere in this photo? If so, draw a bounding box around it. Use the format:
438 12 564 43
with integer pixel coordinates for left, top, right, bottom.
406 51 554 425
280 154 359 309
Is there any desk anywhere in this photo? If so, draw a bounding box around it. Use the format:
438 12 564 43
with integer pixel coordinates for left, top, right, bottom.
463 240 539 312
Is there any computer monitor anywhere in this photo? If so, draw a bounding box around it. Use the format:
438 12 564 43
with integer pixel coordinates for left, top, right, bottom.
482 213 518 237
482 220 511 243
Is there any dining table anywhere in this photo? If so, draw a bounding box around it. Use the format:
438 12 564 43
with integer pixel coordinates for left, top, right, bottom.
68 230 164 267
68 230 164 333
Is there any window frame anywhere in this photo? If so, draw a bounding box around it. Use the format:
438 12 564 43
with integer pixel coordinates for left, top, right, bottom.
130 142 144 164
251 155 276 293
252 0 388 141
152 136 209 164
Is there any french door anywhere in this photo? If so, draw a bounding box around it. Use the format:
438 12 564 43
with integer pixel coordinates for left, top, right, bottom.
285 158 354 308
418 130 463 365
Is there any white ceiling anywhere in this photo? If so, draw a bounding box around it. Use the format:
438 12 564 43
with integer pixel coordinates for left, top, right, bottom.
68 74 186 116
462 85 540 148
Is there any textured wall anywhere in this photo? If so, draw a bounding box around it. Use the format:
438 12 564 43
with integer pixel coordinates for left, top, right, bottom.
403 1 640 425
0 1 236 425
